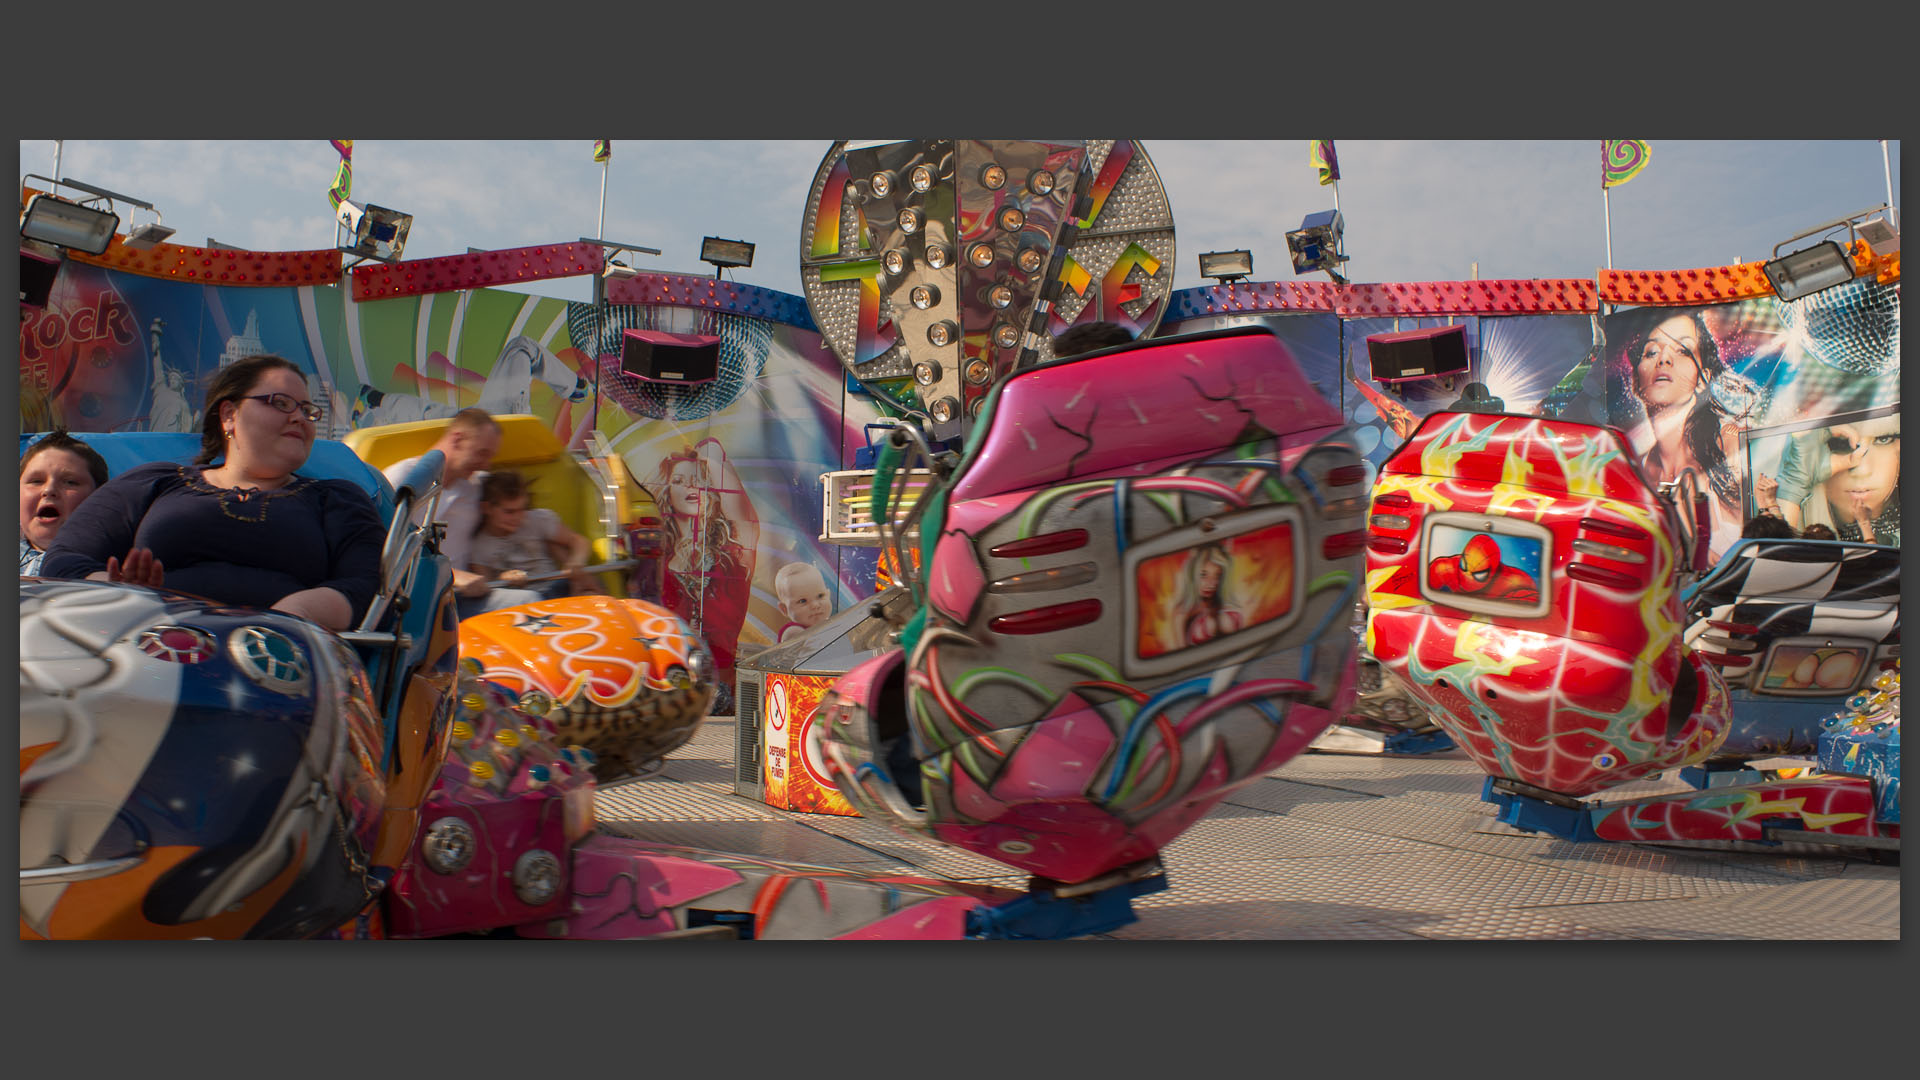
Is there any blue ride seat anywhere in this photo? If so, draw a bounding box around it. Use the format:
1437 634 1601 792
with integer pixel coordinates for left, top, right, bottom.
20 432 398 526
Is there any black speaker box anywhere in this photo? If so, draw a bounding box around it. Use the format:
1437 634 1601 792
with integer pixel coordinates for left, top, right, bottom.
1366 324 1470 384
20 247 61 309
620 329 720 385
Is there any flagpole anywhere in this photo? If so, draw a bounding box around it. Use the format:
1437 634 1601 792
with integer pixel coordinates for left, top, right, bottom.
1603 183 1614 271
1881 139 1897 228
1331 177 1346 281
590 152 609 434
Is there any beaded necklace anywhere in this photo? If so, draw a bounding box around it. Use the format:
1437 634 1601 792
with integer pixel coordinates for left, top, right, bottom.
180 465 313 524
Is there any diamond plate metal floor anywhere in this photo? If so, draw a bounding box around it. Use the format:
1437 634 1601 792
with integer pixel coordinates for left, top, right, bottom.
592 717 1900 940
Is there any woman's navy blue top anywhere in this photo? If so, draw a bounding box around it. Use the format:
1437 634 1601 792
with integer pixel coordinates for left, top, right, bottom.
40 461 385 626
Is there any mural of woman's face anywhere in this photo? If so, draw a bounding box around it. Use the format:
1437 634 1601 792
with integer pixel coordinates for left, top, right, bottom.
1823 416 1900 518
1633 314 1704 409
667 460 703 517
1196 557 1223 599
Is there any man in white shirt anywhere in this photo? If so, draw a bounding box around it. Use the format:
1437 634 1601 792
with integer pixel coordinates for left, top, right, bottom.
382 408 543 619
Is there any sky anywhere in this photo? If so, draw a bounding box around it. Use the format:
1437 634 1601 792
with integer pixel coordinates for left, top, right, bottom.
20 139 1902 306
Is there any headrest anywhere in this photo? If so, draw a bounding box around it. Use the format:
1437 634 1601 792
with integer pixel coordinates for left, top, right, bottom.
19 431 397 524
343 413 562 471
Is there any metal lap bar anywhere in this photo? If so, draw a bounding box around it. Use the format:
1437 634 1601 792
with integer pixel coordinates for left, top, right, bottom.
22 853 145 885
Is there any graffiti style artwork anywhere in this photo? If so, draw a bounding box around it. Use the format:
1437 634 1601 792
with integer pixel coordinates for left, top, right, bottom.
813 327 1367 884
1365 411 1733 797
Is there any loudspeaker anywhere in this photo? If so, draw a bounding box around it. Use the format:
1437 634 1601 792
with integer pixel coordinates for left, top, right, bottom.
1366 324 1470 384
20 247 60 309
620 329 721 385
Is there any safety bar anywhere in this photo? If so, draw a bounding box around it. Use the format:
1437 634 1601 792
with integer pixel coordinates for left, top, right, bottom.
22 853 145 885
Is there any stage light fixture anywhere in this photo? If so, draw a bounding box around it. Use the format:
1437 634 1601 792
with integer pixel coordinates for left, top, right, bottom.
602 259 639 279
1198 249 1253 283
1286 210 1348 284
336 200 413 262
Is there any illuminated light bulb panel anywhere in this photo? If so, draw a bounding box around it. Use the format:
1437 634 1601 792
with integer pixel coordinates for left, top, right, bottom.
801 140 1174 444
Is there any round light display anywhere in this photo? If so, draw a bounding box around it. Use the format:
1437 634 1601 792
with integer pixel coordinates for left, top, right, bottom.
914 360 942 385
997 206 1025 233
927 322 956 347
909 284 939 309
1016 247 1045 274
993 323 1021 348
1027 169 1055 195
967 242 996 268
909 164 935 192
869 172 893 198
929 397 958 423
965 357 993 384
897 208 921 234
924 244 950 269
883 249 907 275
979 163 1007 190
988 283 1014 309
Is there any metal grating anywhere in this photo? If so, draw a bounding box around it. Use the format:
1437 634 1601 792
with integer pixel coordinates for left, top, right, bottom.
733 678 762 787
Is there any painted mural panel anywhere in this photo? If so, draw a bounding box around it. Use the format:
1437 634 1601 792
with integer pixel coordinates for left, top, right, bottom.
1596 280 1900 555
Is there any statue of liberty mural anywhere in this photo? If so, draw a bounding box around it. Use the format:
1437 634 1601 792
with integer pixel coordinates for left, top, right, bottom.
145 318 196 434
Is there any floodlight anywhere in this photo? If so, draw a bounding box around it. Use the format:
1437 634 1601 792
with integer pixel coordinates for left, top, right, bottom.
1763 241 1855 303
700 236 755 277
123 216 176 250
1856 217 1900 255
1762 204 1899 303
1198 250 1253 283
20 193 120 255
336 200 413 262
603 259 639 279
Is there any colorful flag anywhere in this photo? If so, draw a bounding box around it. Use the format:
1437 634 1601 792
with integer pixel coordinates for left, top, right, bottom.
1601 140 1651 189
1309 140 1340 186
593 140 612 163
327 139 353 210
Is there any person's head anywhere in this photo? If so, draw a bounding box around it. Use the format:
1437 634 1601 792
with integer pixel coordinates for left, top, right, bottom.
1799 523 1837 542
658 451 711 519
1629 311 1722 412
196 355 318 472
1189 544 1233 603
20 430 109 551
1742 511 1799 540
1820 414 1900 520
775 561 832 628
1457 533 1507 593
477 469 533 537
1052 321 1134 360
437 408 502 482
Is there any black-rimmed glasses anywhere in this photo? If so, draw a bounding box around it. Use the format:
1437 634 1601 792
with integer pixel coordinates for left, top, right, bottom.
243 393 325 422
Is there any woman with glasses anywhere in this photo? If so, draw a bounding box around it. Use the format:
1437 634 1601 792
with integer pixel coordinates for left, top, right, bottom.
41 355 384 631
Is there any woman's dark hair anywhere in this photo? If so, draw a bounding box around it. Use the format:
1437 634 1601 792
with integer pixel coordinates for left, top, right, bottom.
1741 512 1799 540
1800 523 1837 541
1626 310 1729 482
195 354 305 464
21 429 109 488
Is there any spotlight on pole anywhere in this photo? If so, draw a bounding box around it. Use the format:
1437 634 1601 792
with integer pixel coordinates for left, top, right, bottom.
700 236 754 279
1285 209 1349 285
335 200 414 262
1762 204 1895 303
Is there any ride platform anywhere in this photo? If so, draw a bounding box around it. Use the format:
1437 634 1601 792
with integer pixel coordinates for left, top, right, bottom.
591 716 1898 940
